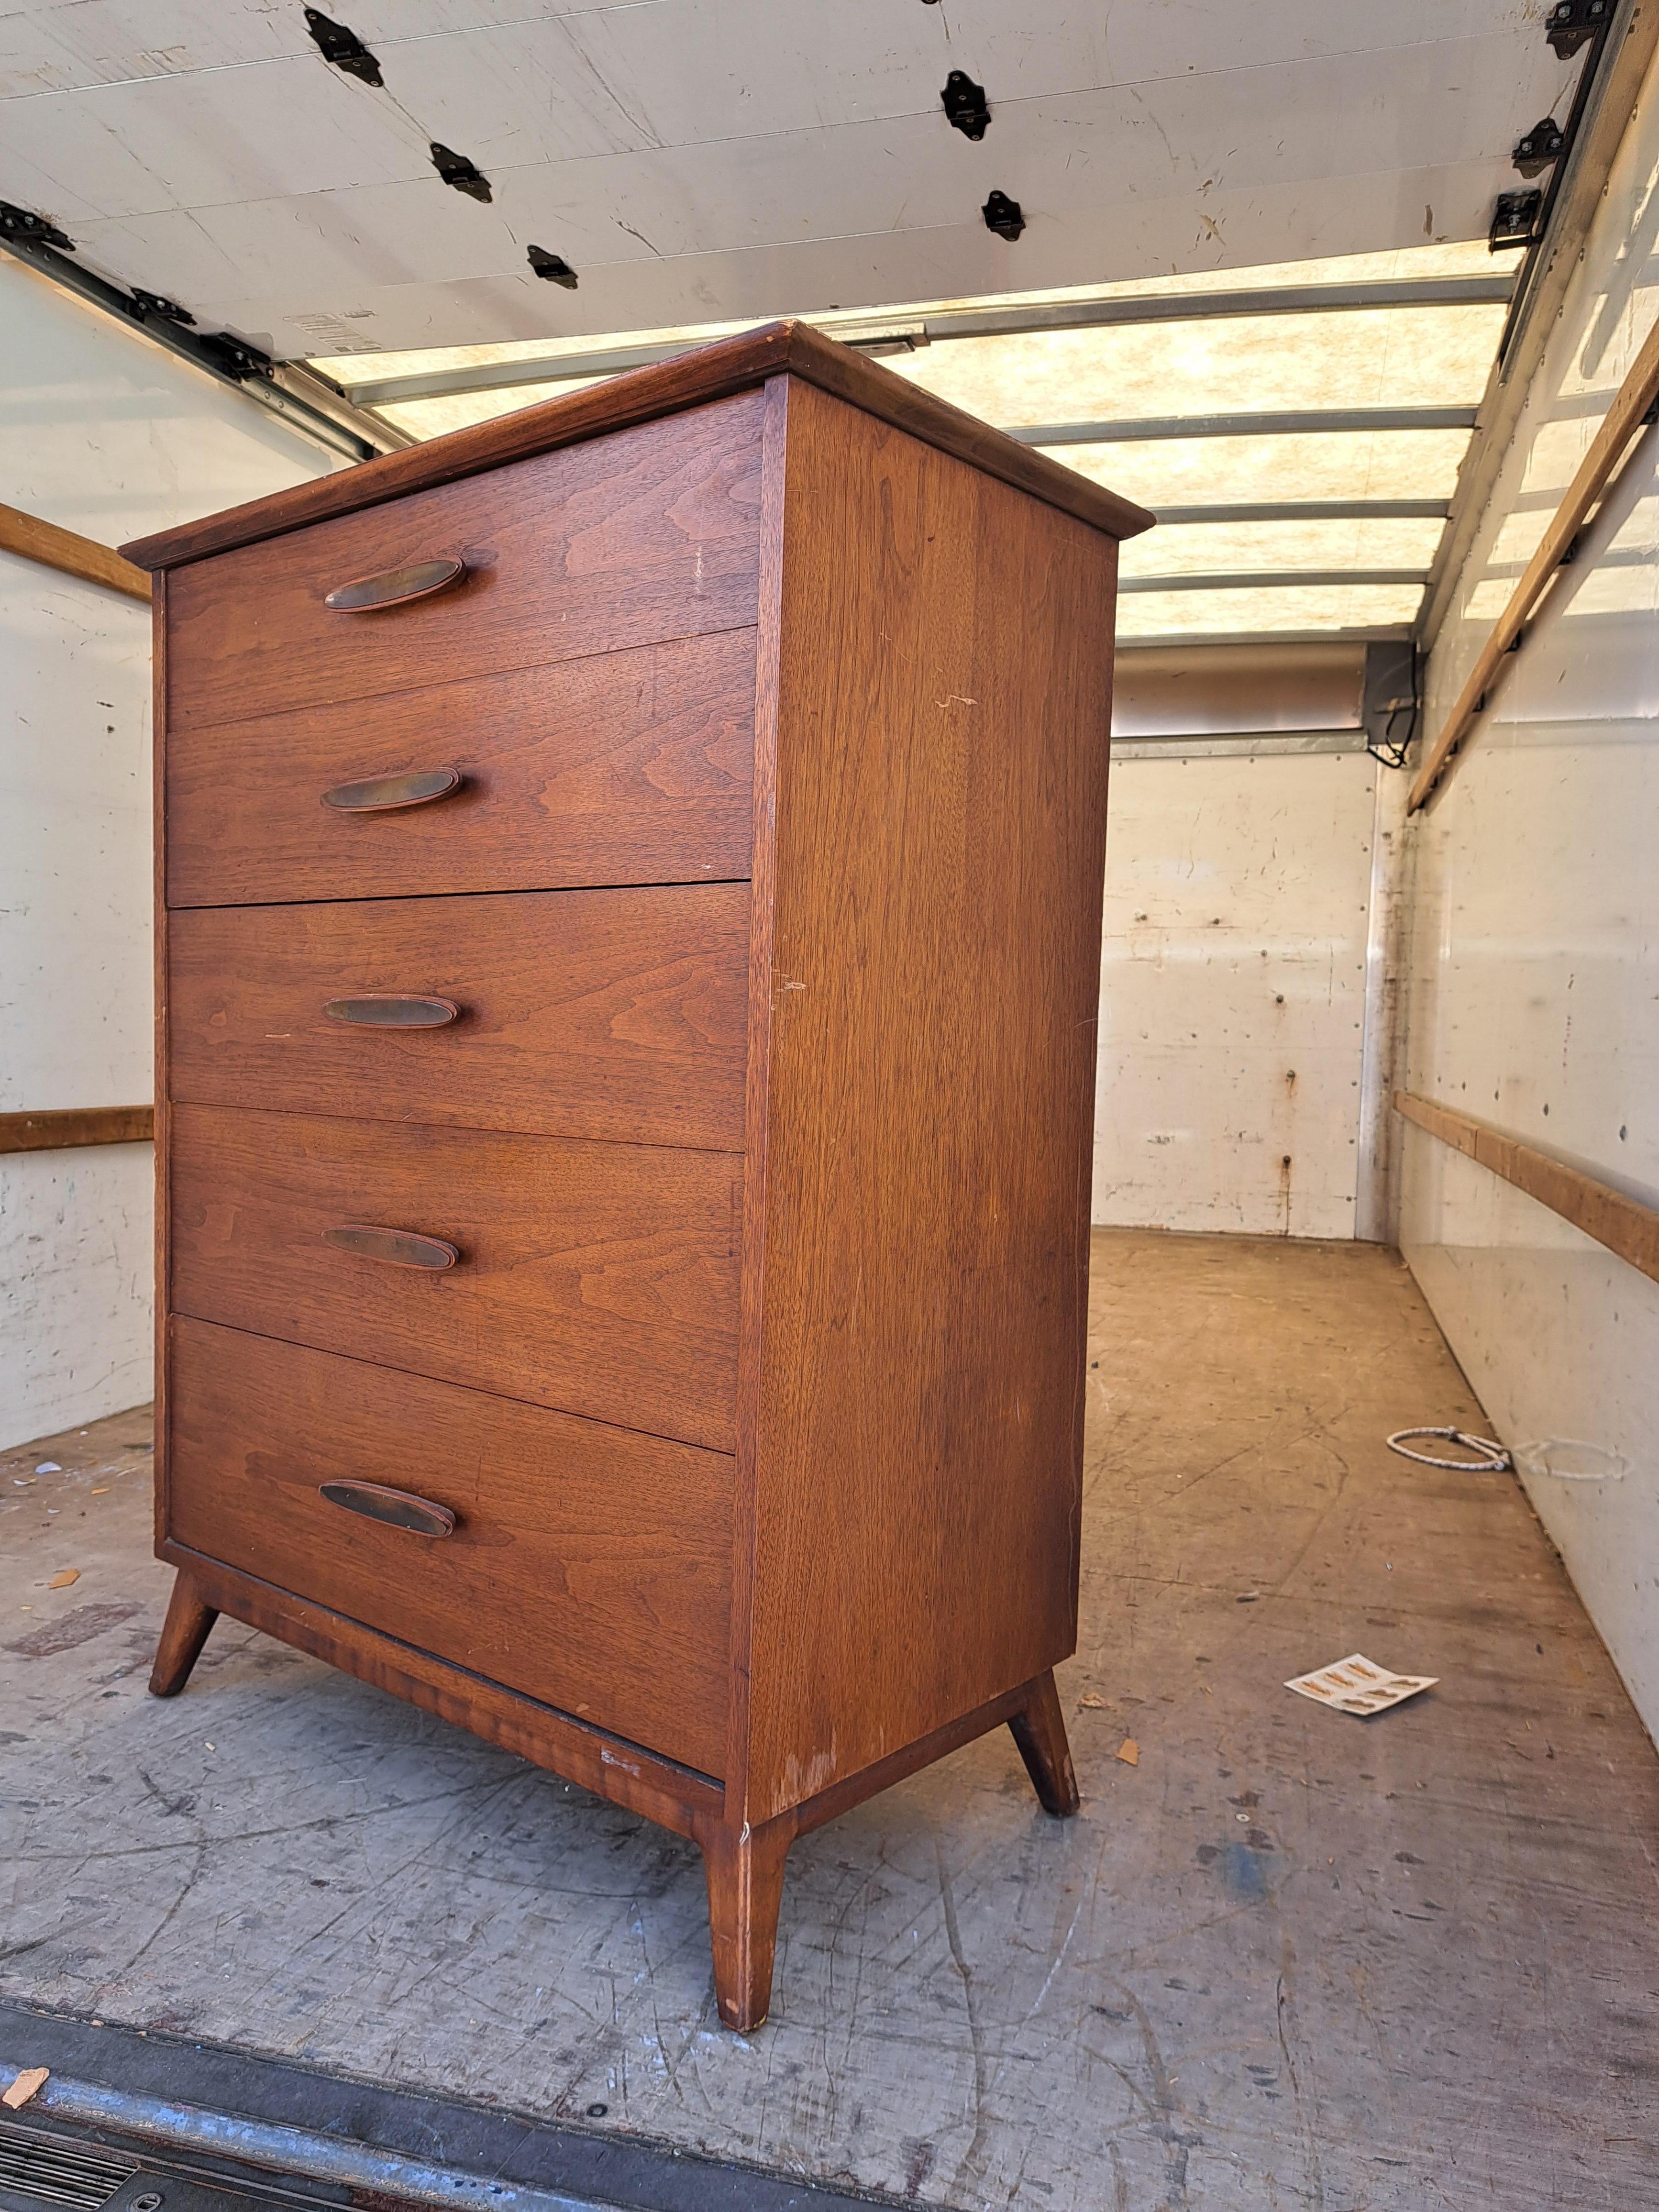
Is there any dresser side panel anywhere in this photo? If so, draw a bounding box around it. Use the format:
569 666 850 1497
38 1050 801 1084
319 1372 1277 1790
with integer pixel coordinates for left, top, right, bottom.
726 375 791 1812
743 379 1119 1820
153 569 171 1555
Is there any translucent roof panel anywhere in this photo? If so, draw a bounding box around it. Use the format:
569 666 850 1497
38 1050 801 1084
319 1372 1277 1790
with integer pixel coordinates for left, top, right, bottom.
376 378 609 440
1120 516 1444 581
1047 241 1517 298
307 243 1520 389
1052 429 1473 509
1118 583 1427 641
882 306 1505 429
305 240 1520 647
310 326 755 390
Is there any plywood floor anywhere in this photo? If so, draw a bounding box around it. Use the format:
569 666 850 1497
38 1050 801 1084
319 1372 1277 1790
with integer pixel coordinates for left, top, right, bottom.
4 1232 1657 2210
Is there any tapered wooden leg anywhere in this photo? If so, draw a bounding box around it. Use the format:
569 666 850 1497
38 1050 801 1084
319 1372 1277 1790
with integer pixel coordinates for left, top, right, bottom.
1008 1669 1081 1816
148 1571 220 1697
700 1813 795 2032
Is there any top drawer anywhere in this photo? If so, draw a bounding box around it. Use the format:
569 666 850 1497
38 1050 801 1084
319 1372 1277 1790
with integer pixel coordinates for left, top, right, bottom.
164 389 763 732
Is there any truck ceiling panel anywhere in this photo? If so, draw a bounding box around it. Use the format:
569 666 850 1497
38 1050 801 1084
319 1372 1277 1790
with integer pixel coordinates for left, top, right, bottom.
0 2 1571 354
0 0 1570 106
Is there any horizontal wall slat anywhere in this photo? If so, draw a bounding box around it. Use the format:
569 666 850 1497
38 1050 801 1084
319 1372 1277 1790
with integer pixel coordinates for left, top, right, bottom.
0 1106 155 1154
1407 307 1659 811
0 501 151 602
1394 1090 1659 1286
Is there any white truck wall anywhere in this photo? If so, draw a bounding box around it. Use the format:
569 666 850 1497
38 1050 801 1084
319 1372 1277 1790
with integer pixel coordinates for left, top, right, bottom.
0 257 336 1448
1401 55 1659 1736
1094 749 1377 1238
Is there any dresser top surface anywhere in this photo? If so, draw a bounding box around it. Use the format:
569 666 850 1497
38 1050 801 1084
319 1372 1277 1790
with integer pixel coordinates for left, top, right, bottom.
121 319 1153 574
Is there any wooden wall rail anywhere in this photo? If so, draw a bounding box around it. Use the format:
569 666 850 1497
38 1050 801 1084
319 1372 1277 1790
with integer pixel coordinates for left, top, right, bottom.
0 500 151 602
1408 311 1659 812
0 1106 154 1155
1395 1091 1659 1285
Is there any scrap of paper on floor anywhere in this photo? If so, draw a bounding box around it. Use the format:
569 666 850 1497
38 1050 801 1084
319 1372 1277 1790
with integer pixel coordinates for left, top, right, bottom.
1285 1653 1437 1717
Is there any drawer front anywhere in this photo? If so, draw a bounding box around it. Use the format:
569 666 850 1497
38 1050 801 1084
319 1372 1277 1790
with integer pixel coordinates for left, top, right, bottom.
169 884 749 1152
170 1104 740 1451
166 627 754 909
168 1317 732 1774
166 390 763 731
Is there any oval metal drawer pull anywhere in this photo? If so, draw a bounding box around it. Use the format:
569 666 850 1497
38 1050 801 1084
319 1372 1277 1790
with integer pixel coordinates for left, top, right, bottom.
323 556 465 613
322 1223 459 1270
319 1479 456 1537
321 767 462 813
324 995 460 1029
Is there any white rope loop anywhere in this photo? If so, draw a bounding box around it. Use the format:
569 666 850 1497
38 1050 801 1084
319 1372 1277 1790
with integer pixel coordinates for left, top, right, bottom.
1386 1426 1512 1473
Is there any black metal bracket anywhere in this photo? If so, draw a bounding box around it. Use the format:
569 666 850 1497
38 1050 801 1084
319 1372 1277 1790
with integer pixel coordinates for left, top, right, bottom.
430 143 492 203
304 8 384 86
0 200 73 253
982 190 1025 241
1499 0 1621 361
1513 116 1567 177
941 71 992 139
1547 0 1613 57
0 204 389 463
1491 188 1544 252
527 244 579 288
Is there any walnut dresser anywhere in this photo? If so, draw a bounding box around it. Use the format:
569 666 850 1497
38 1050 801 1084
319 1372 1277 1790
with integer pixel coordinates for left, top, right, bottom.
122 321 1152 2031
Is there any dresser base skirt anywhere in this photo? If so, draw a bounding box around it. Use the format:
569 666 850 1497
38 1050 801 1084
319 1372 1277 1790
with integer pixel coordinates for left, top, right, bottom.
147 1557 1078 2031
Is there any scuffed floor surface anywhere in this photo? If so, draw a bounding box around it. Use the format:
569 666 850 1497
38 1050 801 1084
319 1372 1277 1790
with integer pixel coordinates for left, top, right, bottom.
4 1232 1658 2210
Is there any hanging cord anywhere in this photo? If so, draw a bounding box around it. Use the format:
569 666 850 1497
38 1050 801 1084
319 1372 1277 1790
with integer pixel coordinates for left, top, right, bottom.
1367 696 1418 771
1386 1426 1512 1472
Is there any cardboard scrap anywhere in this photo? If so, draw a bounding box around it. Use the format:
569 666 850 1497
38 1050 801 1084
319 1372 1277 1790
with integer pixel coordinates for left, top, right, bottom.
48 1570 79 1589
1286 1653 1437 1718
1116 1737 1140 1766
3 2068 48 2110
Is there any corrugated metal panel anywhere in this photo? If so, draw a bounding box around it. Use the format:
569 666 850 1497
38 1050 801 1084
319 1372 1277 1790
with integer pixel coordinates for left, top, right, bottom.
0 2126 135 2212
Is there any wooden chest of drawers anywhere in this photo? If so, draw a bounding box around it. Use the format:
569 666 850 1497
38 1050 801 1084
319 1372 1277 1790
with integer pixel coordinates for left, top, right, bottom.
123 321 1151 2030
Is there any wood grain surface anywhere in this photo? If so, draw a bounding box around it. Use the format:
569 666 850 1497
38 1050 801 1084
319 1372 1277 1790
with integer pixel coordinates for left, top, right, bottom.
1394 1089 1659 1285
165 627 755 908
163 1542 727 1831
147 1569 217 1695
169 1104 741 1451
694 1665 1072 2029
0 499 151 600
25 1230 1651 2189
164 392 763 730
0 1106 153 1153
140 344 1139 2030
152 568 174 1553
167 1317 733 1772
738 379 1118 1822
699 1810 794 2032
122 323 1153 574
168 885 750 1151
